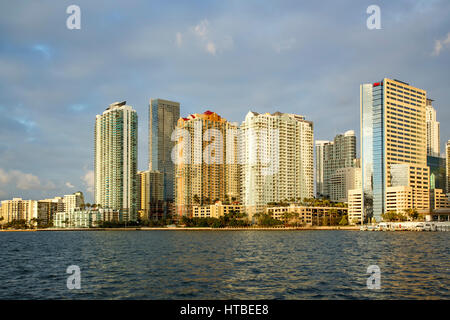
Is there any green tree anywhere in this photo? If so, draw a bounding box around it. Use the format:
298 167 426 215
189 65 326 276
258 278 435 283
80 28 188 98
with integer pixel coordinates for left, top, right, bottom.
339 215 348 226
193 194 200 205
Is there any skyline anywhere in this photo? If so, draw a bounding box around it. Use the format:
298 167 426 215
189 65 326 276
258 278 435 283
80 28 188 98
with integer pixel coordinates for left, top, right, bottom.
1 1 450 203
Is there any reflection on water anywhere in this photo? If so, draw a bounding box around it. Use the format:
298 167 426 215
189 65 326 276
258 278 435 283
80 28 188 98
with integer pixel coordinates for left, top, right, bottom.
0 231 448 299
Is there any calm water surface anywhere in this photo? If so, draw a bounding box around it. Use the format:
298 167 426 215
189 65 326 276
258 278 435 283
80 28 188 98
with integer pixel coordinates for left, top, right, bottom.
0 230 448 299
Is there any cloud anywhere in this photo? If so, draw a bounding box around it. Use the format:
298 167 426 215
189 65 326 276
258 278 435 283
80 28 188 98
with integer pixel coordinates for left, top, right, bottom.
82 170 94 194
432 32 450 56
187 19 232 55
0 168 41 190
206 42 216 55
193 19 209 39
65 182 75 188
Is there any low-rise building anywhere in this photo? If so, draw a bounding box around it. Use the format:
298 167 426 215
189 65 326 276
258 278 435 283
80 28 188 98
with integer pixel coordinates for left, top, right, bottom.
385 186 413 214
54 208 120 228
430 189 450 210
266 204 347 226
348 189 363 225
192 202 243 219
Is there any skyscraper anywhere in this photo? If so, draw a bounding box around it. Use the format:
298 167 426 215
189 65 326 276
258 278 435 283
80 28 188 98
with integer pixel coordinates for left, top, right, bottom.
426 99 440 157
137 170 164 220
240 111 314 216
360 79 428 222
174 111 240 217
316 130 357 200
315 140 331 198
95 101 138 222
148 99 180 207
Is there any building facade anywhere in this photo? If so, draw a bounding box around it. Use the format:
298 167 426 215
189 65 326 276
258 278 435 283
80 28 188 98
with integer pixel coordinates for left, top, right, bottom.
54 208 120 228
315 131 357 200
148 98 180 206
174 111 240 217
348 189 363 225
240 111 314 215
315 140 332 198
192 202 243 219
426 99 440 157
266 205 348 226
137 170 164 221
0 198 37 224
427 156 446 191
360 79 429 222
329 167 362 203
95 101 138 222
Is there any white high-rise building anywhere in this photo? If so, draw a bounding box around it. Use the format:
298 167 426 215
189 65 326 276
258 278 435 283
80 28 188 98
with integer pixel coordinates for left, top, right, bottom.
95 101 138 222
315 130 357 200
240 111 314 216
63 191 84 213
426 99 440 157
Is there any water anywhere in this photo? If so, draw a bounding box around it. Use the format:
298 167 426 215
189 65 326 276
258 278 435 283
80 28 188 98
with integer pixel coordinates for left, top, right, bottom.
0 230 448 299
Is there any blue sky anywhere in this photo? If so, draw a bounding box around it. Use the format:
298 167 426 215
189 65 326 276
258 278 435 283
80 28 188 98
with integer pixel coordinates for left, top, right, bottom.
0 0 449 202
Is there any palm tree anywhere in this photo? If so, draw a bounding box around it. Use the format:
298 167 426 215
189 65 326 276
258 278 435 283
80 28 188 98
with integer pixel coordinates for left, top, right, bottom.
193 194 200 205
30 218 38 229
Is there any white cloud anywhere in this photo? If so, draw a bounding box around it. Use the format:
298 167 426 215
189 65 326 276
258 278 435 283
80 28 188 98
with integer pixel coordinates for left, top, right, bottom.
65 182 75 188
0 168 41 190
82 170 94 194
185 19 232 55
193 19 209 39
206 42 217 55
432 32 450 56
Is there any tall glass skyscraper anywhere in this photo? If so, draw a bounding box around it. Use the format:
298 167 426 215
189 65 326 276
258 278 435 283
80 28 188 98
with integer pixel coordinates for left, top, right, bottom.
148 99 180 205
360 79 428 222
95 101 138 222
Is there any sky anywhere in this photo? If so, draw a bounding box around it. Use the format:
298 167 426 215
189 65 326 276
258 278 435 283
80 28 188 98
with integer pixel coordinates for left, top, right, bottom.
0 0 449 202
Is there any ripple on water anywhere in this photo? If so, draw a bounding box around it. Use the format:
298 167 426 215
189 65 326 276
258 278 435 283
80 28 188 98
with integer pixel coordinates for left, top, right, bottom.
0 230 448 299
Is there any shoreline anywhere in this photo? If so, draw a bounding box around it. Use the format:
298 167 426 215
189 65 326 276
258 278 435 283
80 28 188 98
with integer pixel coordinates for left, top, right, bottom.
0 226 360 232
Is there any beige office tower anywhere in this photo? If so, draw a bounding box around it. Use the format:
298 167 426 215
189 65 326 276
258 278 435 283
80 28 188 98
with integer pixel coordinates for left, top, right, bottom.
174 111 240 217
426 99 440 157
137 170 164 220
360 78 429 222
240 111 314 216
95 101 138 222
